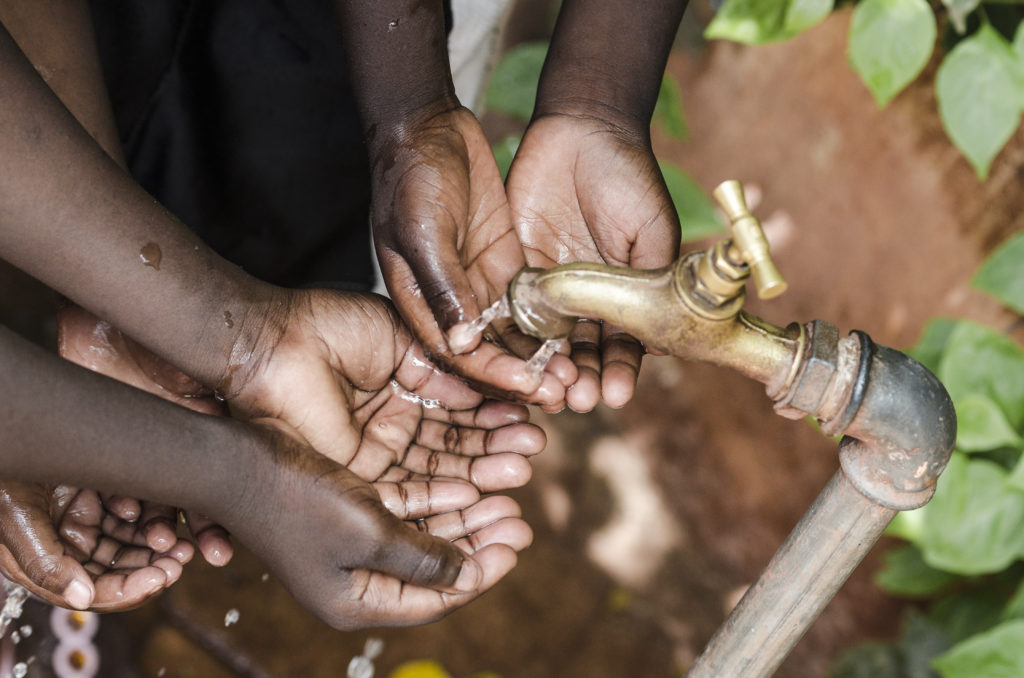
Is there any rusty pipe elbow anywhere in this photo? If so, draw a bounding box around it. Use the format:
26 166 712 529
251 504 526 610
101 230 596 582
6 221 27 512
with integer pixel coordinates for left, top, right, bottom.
777 324 957 510
836 337 957 510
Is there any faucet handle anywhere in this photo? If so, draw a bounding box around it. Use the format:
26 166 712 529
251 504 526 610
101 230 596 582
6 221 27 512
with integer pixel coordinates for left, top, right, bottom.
712 180 788 300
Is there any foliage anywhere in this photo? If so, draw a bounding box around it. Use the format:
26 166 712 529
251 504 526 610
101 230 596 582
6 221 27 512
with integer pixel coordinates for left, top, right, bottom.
705 0 1024 179
483 42 725 243
832 232 1024 676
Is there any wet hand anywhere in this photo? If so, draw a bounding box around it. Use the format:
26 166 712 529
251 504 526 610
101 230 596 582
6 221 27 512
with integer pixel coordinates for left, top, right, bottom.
368 105 575 410
0 483 194 611
506 113 681 412
230 427 531 629
224 290 547 489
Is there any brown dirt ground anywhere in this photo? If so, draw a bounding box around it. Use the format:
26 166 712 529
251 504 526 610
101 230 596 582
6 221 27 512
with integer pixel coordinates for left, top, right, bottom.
3 6 1023 678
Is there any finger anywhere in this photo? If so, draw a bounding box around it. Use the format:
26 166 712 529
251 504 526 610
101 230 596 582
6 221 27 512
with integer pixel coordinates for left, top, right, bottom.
0 545 95 610
342 544 518 629
375 480 479 520
600 325 644 409
416 420 546 458
399 446 532 492
565 319 602 413
183 511 233 566
137 502 181 554
101 494 141 522
352 504 481 593
417 495 523 541
90 568 169 611
377 234 483 354
491 317 578 389
451 516 534 554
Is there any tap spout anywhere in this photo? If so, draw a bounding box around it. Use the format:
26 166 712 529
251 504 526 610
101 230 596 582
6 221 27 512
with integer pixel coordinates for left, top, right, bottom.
508 258 803 393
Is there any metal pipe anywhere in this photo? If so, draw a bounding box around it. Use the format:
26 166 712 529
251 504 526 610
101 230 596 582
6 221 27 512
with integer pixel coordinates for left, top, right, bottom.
506 253 956 677
685 470 896 677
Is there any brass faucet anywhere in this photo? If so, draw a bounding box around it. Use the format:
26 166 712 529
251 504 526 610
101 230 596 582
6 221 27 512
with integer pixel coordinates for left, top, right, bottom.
506 180 956 678
508 179 802 396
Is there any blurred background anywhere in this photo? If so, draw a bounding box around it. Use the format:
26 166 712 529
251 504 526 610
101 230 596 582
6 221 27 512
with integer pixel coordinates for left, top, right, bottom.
3 0 1024 676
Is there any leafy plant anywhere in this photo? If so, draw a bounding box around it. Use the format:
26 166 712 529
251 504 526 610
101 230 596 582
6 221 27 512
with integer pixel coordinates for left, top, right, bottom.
484 41 725 243
705 0 1024 179
830 231 1024 678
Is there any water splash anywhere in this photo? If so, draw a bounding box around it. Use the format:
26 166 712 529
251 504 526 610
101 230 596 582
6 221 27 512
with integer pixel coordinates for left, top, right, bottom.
0 581 29 637
526 338 565 382
224 608 240 627
448 297 510 353
347 637 384 678
390 380 441 409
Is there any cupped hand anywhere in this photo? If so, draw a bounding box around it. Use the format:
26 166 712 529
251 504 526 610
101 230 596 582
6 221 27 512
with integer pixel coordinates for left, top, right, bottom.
225 289 547 490
368 104 575 410
0 483 194 611
0 304 234 611
506 113 681 412
232 426 531 629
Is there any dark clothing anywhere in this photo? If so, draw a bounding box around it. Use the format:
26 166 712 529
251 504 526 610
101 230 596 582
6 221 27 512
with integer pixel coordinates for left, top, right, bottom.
90 0 375 289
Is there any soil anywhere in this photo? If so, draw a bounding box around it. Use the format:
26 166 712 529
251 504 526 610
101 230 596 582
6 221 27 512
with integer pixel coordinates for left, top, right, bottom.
2 6 1022 678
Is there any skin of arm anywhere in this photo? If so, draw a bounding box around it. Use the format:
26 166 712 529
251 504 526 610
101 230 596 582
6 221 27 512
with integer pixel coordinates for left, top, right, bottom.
0 16 543 610
506 0 688 412
0 0 234 611
332 0 576 411
0 323 529 625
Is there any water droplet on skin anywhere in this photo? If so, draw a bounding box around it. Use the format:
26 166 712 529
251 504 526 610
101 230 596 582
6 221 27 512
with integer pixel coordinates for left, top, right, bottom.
140 242 162 270
18 624 31 637
158 669 166 677
223 310 234 328
387 18 399 30
260 573 270 583
224 608 240 627
12 662 27 678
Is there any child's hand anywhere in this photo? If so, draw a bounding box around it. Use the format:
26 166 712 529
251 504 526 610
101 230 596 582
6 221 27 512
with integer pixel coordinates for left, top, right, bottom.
0 483 195 611
223 290 548 488
230 427 530 628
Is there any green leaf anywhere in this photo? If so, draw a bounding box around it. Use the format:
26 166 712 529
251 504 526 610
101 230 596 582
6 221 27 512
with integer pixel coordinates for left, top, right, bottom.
932 619 1024 677
973 231 1024 315
1001 578 1024 621
783 0 835 34
491 135 520 181
931 589 1010 644
653 74 689 141
935 25 1024 180
875 543 960 598
848 0 937 107
938 320 1024 429
828 642 903 678
1014 21 1024 62
942 0 981 34
484 42 548 122
658 162 727 242
705 0 834 44
908 317 959 374
920 453 1024 575
886 504 928 541
956 393 1024 452
1006 453 1024 491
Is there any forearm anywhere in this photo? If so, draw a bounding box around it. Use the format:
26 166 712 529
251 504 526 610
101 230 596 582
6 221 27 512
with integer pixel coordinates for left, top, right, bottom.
0 23 281 388
333 0 457 143
0 325 265 517
0 0 124 165
535 0 689 130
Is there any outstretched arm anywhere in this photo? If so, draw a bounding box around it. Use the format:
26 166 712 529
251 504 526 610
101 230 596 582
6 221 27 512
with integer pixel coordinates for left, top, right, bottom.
0 324 526 625
332 1 574 409
506 0 688 412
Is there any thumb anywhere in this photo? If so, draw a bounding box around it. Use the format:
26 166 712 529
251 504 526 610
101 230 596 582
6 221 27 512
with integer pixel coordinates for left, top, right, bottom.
0 544 95 610
358 497 483 593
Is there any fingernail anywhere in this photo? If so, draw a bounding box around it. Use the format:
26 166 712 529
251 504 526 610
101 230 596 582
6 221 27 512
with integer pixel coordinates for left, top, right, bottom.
453 557 483 593
447 323 476 355
64 579 94 610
